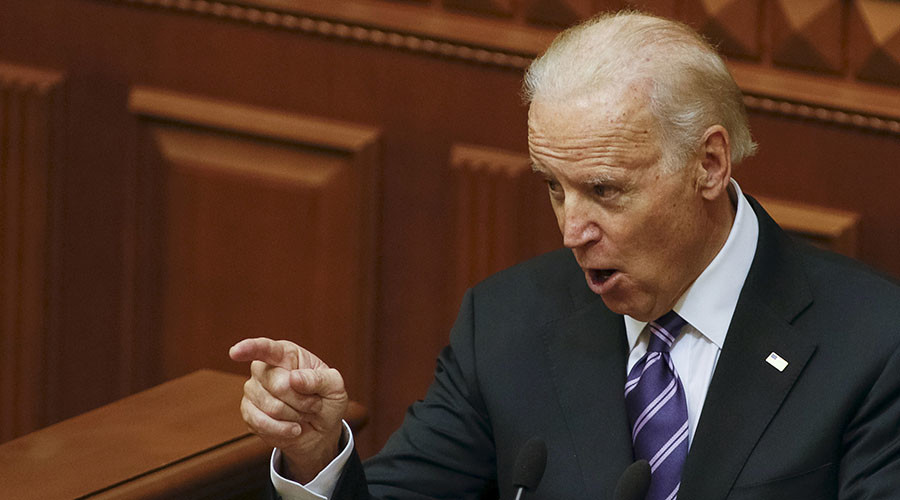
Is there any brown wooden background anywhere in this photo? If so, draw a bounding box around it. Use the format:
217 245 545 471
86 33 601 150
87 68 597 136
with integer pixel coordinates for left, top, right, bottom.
3 0 900 459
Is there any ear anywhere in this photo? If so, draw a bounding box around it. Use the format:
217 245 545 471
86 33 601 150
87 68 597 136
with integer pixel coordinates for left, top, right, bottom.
696 125 732 201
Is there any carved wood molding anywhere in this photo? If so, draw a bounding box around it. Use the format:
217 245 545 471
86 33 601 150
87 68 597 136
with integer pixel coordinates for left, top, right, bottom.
743 94 900 135
0 61 66 442
99 0 900 134
100 0 542 69
450 142 533 177
731 61 900 135
129 86 380 151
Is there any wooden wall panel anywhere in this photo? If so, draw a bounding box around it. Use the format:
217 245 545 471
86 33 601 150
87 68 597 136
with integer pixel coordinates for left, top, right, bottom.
756 196 860 258
682 0 764 59
0 62 64 442
127 87 380 450
445 0 514 17
525 0 594 27
770 0 844 74
523 1 675 27
3 0 900 462
449 144 559 320
737 109 900 277
849 1 900 86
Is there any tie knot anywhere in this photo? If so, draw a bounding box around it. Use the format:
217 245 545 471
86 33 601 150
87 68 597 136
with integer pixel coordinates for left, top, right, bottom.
647 310 687 353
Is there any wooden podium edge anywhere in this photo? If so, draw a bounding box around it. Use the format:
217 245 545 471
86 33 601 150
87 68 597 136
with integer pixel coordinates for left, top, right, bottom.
86 432 271 499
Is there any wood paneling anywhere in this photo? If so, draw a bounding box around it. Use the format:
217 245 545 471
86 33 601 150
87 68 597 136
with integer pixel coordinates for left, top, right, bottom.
736 109 900 277
444 0 515 17
126 88 380 451
525 0 595 27
850 0 900 86
770 0 844 74
91 0 900 122
449 144 559 318
3 0 900 464
756 197 860 258
682 0 764 59
0 62 64 443
94 0 550 68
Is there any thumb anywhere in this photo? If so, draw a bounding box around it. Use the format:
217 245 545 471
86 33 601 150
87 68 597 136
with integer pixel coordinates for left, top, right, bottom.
291 368 346 398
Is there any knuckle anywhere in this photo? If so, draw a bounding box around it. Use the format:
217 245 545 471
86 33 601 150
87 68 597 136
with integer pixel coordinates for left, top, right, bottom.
305 371 322 388
270 374 293 397
250 360 267 377
242 402 264 431
261 396 286 418
327 368 345 388
296 396 322 413
239 399 252 423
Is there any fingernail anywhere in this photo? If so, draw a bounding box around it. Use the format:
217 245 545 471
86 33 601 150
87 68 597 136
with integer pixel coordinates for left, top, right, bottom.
292 425 302 436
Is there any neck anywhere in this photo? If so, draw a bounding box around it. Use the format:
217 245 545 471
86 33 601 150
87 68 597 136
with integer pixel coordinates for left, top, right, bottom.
697 186 738 278
667 187 736 315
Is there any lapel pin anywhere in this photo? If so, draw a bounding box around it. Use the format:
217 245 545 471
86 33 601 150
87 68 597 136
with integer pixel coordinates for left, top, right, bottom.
766 352 789 372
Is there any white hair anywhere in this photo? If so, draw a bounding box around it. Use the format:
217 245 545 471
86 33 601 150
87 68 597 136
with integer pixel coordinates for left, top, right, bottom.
523 12 757 170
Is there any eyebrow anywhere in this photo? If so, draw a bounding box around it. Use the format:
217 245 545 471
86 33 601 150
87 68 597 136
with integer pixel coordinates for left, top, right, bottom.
529 163 632 190
530 163 550 176
584 173 617 185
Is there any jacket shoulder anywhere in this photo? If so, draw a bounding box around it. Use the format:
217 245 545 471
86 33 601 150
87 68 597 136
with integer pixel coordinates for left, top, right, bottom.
465 248 591 327
799 242 900 304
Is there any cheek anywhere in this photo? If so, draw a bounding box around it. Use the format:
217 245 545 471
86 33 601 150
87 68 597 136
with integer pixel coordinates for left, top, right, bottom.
550 202 565 231
614 215 671 268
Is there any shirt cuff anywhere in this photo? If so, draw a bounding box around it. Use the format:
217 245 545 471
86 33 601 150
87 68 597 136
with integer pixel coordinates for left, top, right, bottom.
270 421 355 500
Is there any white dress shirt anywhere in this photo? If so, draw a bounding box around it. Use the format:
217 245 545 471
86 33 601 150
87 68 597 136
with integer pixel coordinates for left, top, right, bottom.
271 421 354 500
273 179 759 499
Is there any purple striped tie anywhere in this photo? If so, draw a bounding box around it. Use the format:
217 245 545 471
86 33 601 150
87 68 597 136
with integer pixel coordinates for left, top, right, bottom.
624 311 689 500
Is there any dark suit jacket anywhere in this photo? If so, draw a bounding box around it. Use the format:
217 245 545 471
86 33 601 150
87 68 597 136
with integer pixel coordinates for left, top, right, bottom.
329 199 900 499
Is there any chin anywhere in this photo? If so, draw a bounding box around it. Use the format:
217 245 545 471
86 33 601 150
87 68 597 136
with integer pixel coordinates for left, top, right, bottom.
597 294 640 319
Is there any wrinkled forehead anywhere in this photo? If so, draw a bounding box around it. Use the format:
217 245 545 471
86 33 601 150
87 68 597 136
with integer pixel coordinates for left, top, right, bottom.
527 86 657 143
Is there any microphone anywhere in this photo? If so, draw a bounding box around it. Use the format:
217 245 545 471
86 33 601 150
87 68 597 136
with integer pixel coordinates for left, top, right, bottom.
511 437 547 500
613 460 651 500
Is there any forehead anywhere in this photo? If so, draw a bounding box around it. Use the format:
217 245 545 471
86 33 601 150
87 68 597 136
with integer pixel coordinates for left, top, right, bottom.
528 86 653 135
527 89 660 170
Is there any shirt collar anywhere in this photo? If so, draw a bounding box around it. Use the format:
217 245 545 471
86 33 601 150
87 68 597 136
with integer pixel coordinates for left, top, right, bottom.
624 179 759 350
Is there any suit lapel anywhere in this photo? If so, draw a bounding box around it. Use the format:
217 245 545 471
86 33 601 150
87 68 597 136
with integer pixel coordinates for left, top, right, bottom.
542 291 635 497
679 198 818 499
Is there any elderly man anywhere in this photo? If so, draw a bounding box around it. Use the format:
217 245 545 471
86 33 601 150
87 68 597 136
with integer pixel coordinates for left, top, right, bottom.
230 11 900 500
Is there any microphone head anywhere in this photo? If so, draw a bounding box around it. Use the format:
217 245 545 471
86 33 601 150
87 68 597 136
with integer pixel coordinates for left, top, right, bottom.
511 437 547 491
613 460 651 500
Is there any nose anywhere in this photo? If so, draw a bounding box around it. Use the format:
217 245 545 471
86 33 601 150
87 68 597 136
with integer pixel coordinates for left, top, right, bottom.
560 200 601 248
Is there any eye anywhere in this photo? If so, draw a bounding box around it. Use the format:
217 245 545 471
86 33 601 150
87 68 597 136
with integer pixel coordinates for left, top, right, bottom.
592 183 620 201
544 179 565 201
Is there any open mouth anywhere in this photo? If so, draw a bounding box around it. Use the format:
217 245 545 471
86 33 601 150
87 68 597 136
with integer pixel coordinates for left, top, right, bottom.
589 269 618 285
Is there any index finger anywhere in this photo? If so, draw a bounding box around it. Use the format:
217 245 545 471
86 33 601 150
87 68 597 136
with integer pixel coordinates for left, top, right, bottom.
229 337 298 370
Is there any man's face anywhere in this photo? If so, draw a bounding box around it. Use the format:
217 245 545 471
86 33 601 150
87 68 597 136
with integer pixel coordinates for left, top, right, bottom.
528 90 715 322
